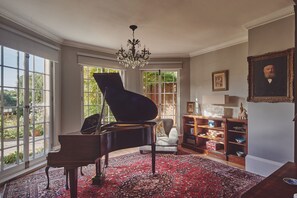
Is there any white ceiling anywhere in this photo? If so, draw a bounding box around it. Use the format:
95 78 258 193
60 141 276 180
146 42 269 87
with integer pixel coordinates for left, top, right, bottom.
0 0 294 57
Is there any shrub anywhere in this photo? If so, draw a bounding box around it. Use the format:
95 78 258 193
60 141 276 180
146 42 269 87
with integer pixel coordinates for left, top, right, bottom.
4 151 24 164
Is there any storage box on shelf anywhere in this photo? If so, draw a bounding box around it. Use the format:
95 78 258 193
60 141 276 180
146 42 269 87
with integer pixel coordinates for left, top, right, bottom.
226 118 248 166
182 115 248 166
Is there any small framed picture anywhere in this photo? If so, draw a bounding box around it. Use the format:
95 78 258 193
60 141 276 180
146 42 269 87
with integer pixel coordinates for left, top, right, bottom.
212 70 229 91
247 48 294 103
187 102 195 114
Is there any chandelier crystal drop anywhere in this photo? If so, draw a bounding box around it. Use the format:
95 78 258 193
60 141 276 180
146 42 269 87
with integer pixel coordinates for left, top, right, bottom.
116 25 151 69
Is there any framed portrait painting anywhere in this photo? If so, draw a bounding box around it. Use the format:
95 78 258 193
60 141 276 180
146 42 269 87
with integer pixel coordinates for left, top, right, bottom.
212 70 229 91
187 102 195 114
247 48 294 103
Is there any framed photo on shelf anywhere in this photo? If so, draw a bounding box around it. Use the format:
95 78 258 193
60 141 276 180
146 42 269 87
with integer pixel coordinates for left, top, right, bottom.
212 70 229 91
187 102 195 114
247 48 294 103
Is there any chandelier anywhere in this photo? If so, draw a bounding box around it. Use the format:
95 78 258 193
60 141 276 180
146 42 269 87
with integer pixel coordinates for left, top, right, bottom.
116 25 151 69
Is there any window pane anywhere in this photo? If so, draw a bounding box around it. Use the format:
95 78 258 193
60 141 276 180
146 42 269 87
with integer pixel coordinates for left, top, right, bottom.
45 107 51 122
0 46 2 64
43 91 50 106
29 56 33 71
3 109 18 128
35 139 44 158
34 73 44 90
34 89 43 105
3 88 17 107
4 127 18 141
3 47 17 67
19 52 25 69
3 67 18 87
34 56 45 73
34 107 44 123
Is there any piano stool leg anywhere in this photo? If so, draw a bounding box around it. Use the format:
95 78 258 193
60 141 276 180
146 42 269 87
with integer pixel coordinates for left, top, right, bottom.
45 166 50 189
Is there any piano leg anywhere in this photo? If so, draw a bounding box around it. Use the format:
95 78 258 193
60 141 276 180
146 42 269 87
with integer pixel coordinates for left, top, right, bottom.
104 153 109 167
45 166 50 189
65 169 69 190
92 158 105 185
151 142 156 174
68 168 78 198
80 166 84 176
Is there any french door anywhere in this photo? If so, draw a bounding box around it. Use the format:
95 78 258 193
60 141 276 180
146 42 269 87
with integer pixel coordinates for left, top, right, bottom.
0 46 52 175
142 70 178 126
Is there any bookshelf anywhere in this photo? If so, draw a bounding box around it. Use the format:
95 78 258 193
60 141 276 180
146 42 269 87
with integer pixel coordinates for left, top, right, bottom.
182 115 248 166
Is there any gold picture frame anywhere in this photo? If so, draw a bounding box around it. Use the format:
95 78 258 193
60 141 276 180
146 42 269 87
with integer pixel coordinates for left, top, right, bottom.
212 70 229 91
247 48 294 103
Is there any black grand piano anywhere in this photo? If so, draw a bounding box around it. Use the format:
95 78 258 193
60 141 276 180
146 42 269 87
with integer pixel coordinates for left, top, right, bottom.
46 73 158 197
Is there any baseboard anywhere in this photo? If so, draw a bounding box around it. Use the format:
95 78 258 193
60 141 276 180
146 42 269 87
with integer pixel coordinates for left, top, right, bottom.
0 161 47 186
246 154 284 177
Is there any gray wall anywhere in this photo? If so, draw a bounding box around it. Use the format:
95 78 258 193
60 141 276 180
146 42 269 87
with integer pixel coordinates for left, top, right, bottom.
190 43 248 117
246 16 294 176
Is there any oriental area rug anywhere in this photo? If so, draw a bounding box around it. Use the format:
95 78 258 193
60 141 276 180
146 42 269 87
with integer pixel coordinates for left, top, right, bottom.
3 153 263 198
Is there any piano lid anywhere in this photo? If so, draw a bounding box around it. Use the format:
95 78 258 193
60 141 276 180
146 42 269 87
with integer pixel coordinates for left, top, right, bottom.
93 73 158 122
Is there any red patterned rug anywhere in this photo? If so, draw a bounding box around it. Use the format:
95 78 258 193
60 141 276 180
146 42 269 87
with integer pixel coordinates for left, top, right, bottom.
3 153 263 197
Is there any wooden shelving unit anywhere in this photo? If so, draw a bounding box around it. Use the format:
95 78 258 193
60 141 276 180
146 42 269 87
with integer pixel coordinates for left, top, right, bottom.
181 115 248 166
226 118 248 166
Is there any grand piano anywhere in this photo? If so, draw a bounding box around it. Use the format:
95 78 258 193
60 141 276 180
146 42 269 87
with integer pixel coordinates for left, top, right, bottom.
46 73 158 197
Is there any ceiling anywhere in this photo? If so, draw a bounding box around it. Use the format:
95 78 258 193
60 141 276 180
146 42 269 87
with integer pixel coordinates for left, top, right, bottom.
0 0 294 57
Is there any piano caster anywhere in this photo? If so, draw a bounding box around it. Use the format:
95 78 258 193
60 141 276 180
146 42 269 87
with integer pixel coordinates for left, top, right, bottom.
92 173 105 185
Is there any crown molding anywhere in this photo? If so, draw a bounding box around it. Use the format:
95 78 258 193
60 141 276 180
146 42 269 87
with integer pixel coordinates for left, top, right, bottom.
150 53 189 58
62 39 117 54
243 6 294 30
189 36 248 57
0 23 60 51
0 7 63 44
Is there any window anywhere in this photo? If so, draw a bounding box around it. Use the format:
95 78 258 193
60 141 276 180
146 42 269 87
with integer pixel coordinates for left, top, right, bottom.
0 46 52 173
142 70 178 125
82 66 123 123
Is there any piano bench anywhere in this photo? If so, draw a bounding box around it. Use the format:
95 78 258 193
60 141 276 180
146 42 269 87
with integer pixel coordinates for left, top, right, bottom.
139 145 177 154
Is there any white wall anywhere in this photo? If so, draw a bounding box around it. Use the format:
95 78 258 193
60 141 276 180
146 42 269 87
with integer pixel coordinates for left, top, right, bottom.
190 43 248 117
246 16 294 176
